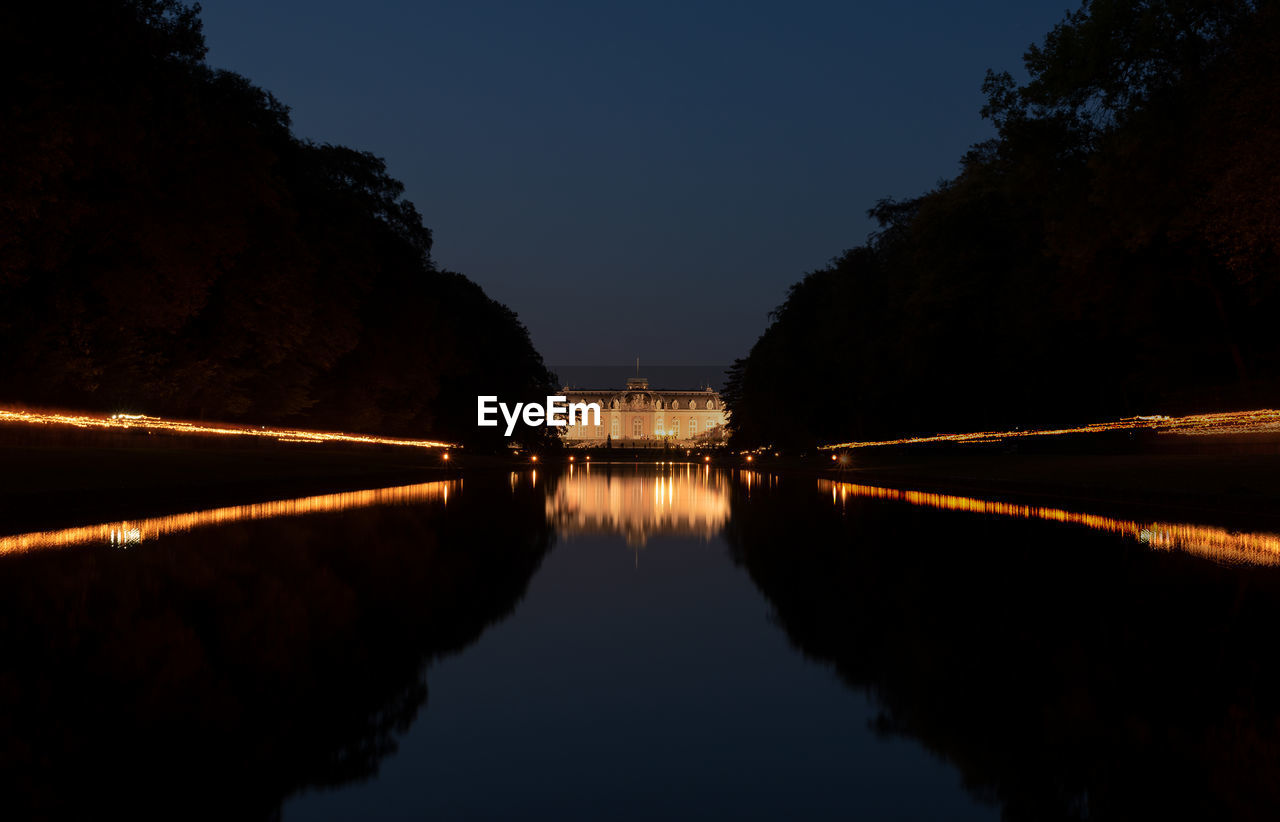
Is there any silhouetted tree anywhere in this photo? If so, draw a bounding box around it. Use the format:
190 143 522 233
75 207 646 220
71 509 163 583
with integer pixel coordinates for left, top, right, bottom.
726 0 1279 447
0 0 554 447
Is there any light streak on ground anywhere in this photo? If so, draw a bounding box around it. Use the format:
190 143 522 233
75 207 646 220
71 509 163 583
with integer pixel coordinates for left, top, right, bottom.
0 480 455 556
819 479 1280 567
822 409 1280 451
0 407 455 450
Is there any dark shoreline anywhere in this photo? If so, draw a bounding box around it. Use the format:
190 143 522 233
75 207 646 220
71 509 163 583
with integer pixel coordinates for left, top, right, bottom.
0 425 459 536
741 446 1280 535
5 422 1280 541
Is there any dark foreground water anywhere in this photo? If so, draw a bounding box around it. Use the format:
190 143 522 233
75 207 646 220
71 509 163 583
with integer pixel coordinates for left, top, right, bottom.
4 464 1280 820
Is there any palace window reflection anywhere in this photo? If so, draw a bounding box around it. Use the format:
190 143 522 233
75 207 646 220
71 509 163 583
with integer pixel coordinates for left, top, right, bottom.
545 465 729 547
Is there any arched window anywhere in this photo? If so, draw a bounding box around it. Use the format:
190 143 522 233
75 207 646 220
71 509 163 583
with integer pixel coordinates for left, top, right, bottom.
671 418 680 437
632 417 643 437
655 417 665 436
611 417 620 438
689 417 697 436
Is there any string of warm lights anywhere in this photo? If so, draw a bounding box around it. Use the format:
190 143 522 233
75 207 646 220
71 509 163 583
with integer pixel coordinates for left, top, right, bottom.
0 480 455 555
821 409 1280 451
0 407 456 450
819 479 1280 566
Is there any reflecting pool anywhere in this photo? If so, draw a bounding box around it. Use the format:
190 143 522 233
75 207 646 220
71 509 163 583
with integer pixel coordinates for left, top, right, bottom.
3 464 1280 820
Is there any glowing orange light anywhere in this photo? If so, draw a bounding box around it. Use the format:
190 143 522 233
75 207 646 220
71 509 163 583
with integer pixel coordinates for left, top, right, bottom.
819 479 1280 567
0 480 454 555
0 407 455 450
545 467 729 546
821 409 1280 451
531 455 539 462
704 456 710 463
569 456 575 462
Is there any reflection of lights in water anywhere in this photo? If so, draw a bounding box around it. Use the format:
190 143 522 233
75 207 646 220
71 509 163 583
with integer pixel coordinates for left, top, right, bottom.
822 409 1280 451
545 465 729 547
110 528 142 549
0 481 455 556
819 479 1280 567
738 471 779 495
0 407 454 450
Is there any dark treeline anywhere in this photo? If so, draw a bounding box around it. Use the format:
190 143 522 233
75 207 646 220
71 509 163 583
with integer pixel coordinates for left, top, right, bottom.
725 0 1279 447
0 1 554 446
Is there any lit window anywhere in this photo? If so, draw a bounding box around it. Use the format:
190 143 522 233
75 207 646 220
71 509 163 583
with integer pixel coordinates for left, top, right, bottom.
671 419 680 437
689 417 697 435
632 417 643 437
611 418 620 438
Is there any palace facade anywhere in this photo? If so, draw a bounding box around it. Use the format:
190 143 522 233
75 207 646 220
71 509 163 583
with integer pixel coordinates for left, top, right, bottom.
561 377 728 445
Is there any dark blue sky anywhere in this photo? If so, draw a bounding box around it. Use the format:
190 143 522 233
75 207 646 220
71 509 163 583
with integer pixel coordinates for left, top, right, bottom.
200 0 1074 366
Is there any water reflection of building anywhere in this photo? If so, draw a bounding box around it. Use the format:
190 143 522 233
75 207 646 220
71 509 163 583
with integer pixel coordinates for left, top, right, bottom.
545 465 729 547
560 377 728 445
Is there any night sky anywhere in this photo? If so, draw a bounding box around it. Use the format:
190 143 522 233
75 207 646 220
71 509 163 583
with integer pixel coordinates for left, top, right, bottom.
200 0 1074 367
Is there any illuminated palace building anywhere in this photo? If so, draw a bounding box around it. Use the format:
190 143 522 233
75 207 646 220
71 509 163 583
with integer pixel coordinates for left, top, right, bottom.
562 378 728 446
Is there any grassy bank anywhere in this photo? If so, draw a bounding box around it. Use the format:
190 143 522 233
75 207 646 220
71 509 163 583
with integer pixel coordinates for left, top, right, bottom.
0 423 467 535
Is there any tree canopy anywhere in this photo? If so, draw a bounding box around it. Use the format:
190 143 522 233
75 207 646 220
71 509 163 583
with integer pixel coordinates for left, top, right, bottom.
724 0 1279 447
0 0 555 447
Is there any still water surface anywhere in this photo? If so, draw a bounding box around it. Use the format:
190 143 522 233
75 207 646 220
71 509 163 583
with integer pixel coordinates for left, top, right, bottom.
3 464 1280 820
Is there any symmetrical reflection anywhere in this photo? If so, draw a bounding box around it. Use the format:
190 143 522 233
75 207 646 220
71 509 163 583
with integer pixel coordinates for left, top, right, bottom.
12 464 1280 820
0 473 550 820
820 479 1280 566
545 463 729 546
726 476 1280 821
0 481 454 555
